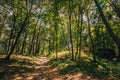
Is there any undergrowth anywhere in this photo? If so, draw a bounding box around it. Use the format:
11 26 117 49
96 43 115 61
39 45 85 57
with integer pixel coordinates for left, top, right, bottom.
49 57 120 79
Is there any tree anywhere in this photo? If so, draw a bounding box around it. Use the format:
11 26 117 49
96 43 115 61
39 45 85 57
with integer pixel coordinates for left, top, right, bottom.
94 0 120 59
68 0 74 60
5 1 33 60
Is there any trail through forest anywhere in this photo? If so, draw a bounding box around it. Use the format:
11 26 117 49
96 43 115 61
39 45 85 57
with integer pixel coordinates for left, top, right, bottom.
0 55 97 80
32 57 93 80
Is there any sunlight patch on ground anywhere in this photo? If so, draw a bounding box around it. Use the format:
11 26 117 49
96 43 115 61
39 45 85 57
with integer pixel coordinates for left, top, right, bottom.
14 76 24 80
11 54 33 61
80 52 93 61
49 50 92 61
49 51 69 58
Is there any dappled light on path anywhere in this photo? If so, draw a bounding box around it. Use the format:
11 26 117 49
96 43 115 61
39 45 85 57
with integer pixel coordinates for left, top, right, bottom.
0 55 98 80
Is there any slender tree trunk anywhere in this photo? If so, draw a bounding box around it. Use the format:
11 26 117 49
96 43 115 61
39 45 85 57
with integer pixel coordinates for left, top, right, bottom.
29 27 36 55
96 16 100 48
16 40 21 53
110 0 120 19
60 24 70 55
5 11 31 60
37 28 41 54
69 0 74 60
34 32 40 55
29 14 41 55
7 14 16 53
20 32 27 54
94 0 120 59
48 39 51 55
41 43 45 55
7 29 14 52
87 10 96 60
54 0 59 59
74 4 80 61
78 11 83 61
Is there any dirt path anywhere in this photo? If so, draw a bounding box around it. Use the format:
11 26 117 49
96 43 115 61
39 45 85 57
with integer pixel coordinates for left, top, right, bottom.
0 56 97 80
29 57 61 80
15 57 95 80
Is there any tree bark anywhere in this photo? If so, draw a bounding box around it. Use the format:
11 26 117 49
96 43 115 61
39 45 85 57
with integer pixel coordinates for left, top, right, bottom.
69 0 74 60
54 0 59 59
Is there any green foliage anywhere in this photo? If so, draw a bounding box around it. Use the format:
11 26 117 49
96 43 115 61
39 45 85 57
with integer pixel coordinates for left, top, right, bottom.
49 57 120 79
50 57 74 69
0 0 120 79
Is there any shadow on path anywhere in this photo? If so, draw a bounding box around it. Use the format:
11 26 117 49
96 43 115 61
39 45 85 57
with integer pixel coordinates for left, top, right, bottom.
0 56 61 80
0 55 99 80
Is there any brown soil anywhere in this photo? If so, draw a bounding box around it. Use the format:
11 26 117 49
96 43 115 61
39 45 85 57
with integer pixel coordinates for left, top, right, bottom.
0 55 98 80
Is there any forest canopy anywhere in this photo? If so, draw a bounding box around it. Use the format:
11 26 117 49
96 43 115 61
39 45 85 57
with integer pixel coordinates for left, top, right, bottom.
0 0 120 60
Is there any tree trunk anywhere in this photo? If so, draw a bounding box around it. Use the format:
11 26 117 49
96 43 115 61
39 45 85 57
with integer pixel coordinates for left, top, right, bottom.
69 0 74 61
29 27 36 55
5 14 30 60
78 9 83 61
54 0 59 59
7 14 16 53
87 10 95 60
110 0 120 19
94 0 120 59
20 32 27 54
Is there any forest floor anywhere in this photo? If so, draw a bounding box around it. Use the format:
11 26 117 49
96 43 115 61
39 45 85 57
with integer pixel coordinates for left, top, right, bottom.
0 54 118 80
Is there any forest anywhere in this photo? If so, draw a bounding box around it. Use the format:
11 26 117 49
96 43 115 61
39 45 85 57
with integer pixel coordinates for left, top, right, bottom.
0 0 120 80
